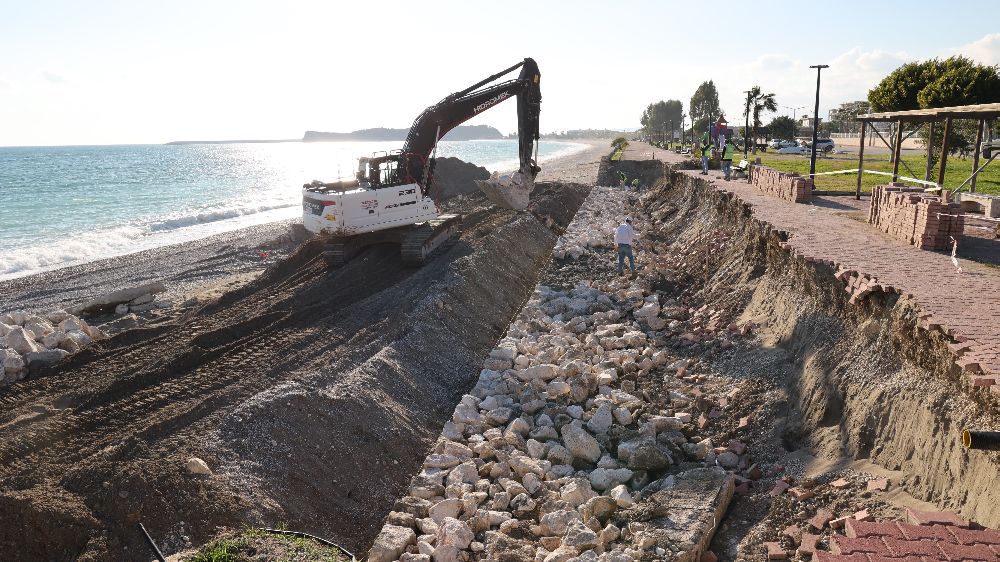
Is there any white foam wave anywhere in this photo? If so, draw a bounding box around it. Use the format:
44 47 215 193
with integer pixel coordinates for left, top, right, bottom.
148 201 297 232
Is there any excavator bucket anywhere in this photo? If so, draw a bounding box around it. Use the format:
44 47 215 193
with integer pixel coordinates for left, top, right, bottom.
474 167 534 211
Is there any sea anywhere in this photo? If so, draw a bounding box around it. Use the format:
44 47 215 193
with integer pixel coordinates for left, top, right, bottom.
0 139 586 281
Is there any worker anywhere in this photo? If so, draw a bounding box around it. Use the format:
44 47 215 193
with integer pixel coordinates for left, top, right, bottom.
631 178 641 191
618 171 628 187
721 138 736 180
613 217 638 276
700 132 711 175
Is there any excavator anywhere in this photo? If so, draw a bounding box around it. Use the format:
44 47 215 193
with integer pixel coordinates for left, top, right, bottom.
301 57 542 266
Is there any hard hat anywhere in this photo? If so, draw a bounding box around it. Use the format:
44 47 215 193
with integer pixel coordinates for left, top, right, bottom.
624 217 632 223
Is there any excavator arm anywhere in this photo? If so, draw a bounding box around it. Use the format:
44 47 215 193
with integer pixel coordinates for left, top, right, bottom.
403 58 542 209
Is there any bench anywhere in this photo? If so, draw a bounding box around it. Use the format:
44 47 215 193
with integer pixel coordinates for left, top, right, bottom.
732 159 751 179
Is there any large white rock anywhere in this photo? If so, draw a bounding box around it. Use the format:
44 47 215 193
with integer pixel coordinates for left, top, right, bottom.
610 485 634 508
585 403 614 435
0 322 14 337
435 517 473 549
428 498 463 523
1 349 25 372
560 478 597 507
561 421 601 463
446 461 479 486
519 364 559 382
4 327 41 355
588 467 633 492
24 318 54 339
78 282 166 314
184 457 212 475
368 525 417 562
24 349 70 366
539 509 582 536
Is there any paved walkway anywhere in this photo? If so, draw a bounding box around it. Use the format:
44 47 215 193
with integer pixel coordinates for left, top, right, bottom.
623 142 1000 389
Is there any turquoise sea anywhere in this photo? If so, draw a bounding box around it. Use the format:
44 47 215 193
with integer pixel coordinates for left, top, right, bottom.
0 140 585 280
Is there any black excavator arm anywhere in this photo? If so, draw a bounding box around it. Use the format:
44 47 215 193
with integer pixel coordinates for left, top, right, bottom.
402 58 542 192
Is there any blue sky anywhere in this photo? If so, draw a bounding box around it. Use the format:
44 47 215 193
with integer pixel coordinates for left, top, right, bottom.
1 0 998 146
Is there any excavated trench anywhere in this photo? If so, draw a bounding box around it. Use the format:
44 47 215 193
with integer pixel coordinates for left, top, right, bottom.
637 167 1000 530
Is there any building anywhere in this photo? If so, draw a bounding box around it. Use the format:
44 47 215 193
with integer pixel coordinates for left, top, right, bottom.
828 101 872 134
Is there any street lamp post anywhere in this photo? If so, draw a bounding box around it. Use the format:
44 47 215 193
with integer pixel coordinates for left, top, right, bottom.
743 90 753 158
808 64 829 184
780 104 806 142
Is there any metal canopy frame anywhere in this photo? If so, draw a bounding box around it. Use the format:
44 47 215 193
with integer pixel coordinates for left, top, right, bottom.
853 103 1000 199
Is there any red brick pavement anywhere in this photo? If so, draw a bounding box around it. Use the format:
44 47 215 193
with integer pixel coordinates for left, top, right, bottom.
622 142 1000 396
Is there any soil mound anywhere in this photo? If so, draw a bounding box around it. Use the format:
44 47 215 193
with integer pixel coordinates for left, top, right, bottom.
431 157 491 201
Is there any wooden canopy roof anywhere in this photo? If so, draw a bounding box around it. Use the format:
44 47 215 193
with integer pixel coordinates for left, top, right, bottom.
857 103 1000 123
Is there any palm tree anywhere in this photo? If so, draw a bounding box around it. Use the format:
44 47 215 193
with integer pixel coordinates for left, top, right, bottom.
743 86 778 153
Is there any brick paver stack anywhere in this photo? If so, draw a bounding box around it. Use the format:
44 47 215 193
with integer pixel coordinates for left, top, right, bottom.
812 508 1000 561
869 184 965 250
750 164 813 203
620 142 1000 400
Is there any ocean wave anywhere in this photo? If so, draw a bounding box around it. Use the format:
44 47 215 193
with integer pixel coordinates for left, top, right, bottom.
147 201 298 232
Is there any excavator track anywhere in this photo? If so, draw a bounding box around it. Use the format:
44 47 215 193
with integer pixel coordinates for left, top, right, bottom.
322 239 357 268
400 214 462 266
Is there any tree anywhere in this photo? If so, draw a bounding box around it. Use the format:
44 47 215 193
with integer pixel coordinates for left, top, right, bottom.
640 100 684 141
743 86 777 150
689 81 721 138
767 115 796 140
869 56 1000 160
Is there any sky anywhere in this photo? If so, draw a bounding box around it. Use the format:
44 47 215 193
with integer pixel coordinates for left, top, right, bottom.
1 0 998 147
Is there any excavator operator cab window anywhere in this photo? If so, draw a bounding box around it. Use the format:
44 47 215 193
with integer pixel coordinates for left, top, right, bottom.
378 160 399 187
357 158 371 186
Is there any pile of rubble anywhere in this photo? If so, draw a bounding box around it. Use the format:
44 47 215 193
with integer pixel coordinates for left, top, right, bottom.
366 188 766 562
551 189 631 261
0 309 107 385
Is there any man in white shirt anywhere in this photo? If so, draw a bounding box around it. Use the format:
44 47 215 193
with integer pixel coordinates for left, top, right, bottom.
613 218 638 275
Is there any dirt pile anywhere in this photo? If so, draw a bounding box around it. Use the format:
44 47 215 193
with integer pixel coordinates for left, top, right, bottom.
0 183 589 561
432 157 492 201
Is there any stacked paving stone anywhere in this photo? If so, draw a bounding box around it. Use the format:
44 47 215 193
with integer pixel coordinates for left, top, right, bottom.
0 310 107 385
367 188 754 562
749 165 812 203
809 508 1000 562
868 185 964 250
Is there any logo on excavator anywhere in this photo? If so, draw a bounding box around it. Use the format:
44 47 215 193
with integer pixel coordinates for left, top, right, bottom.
474 92 511 114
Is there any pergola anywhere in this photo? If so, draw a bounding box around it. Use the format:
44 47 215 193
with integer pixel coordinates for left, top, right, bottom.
854 103 1000 199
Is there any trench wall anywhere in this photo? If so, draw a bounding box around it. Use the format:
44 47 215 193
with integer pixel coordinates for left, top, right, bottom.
653 166 1000 527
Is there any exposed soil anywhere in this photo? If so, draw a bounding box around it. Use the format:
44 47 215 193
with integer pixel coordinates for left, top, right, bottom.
619 169 1000 559
0 183 590 562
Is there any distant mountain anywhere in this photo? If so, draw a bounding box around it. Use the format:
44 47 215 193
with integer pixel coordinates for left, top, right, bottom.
165 139 298 145
303 125 504 142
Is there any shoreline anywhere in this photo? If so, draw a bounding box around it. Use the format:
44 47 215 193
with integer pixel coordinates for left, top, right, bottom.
0 139 609 316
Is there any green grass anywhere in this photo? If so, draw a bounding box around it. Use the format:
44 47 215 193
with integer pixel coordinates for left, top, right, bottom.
188 528 350 562
748 152 1000 195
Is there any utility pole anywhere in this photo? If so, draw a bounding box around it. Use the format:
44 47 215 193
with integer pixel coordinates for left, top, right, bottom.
809 64 829 184
743 90 753 158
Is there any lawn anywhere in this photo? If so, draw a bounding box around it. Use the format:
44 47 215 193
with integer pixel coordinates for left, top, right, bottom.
749 152 1000 195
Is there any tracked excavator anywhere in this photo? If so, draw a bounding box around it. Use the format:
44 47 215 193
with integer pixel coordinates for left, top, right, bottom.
302 58 542 267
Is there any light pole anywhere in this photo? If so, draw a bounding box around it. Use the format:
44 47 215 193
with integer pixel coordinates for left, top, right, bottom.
743 90 753 158
809 64 829 184
780 104 806 142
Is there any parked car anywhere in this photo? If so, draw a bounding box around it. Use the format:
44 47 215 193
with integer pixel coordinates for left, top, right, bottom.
804 138 835 152
768 139 798 149
776 146 808 155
